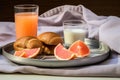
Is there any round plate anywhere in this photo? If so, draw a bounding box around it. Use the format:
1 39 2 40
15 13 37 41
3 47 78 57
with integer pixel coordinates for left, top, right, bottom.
2 40 110 68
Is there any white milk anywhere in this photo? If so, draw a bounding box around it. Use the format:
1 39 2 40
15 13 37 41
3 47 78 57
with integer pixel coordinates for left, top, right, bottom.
64 29 87 46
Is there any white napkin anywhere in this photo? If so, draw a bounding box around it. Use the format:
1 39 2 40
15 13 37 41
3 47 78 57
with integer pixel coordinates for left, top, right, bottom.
39 5 120 54
0 22 15 46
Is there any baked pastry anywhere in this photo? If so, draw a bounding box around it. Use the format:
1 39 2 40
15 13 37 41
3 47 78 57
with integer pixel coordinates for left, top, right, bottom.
37 32 63 54
42 44 56 54
37 32 63 45
13 36 43 53
14 32 63 55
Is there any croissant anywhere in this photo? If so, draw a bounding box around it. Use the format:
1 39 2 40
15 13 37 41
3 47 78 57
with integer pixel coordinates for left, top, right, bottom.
13 36 43 54
13 32 63 55
37 32 63 45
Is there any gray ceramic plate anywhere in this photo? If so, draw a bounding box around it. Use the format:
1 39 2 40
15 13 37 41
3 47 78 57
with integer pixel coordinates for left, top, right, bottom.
2 39 110 68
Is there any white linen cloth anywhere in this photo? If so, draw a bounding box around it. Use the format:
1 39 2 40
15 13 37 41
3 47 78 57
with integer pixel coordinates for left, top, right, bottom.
39 5 120 53
0 5 120 77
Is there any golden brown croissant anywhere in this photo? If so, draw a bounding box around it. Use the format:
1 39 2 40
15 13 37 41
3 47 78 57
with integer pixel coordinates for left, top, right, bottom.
37 32 63 45
13 32 63 55
13 36 43 54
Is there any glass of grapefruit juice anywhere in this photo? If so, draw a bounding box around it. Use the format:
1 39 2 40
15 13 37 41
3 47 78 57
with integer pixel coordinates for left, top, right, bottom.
14 4 39 39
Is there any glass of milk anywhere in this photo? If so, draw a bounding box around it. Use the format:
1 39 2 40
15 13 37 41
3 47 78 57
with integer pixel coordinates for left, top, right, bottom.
63 20 88 46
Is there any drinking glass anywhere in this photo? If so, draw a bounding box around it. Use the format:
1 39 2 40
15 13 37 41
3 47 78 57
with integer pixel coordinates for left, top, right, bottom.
63 20 88 46
14 4 39 39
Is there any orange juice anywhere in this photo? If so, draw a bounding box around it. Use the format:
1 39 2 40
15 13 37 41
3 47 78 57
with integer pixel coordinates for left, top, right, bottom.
15 12 38 39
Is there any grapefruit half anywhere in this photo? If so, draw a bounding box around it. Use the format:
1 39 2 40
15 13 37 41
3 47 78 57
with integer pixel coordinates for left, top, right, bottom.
54 43 75 60
14 48 40 58
69 40 90 58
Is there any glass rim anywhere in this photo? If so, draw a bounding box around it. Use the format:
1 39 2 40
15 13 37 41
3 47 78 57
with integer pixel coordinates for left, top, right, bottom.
14 4 39 9
63 20 85 25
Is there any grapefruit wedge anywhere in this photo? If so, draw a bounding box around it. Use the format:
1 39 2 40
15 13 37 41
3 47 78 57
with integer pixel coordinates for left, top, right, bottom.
69 40 90 58
54 43 75 60
14 51 25 57
14 48 40 58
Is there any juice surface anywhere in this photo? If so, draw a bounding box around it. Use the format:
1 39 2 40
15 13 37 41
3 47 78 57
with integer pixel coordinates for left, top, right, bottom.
15 12 38 39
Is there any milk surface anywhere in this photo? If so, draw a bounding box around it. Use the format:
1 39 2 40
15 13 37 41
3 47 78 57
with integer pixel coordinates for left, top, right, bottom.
64 29 87 46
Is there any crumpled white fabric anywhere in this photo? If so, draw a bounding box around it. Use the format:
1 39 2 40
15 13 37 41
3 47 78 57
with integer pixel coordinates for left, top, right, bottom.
39 5 120 54
0 22 15 46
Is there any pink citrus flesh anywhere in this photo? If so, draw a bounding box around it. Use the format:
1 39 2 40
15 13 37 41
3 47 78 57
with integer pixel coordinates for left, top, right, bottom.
54 43 75 60
14 48 40 58
69 40 90 58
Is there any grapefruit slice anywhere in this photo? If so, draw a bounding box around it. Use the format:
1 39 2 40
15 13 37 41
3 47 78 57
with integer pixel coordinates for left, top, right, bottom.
22 48 40 58
69 40 90 58
54 43 75 60
14 51 25 57
14 48 40 58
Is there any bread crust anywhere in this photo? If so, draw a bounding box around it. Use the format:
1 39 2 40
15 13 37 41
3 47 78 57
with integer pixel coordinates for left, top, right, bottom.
13 32 63 55
37 32 63 45
13 36 43 54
